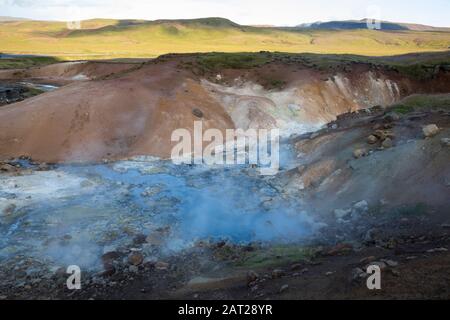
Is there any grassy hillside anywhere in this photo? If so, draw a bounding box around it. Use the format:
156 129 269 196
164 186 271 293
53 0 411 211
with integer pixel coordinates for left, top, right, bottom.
0 18 449 60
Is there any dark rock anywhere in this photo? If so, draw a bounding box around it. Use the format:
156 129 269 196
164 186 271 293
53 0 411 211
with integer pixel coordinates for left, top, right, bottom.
247 271 259 285
133 234 147 245
271 269 285 279
192 108 204 118
128 252 144 266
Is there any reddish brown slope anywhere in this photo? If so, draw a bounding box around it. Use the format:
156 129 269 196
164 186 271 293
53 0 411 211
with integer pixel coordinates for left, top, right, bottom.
0 60 234 162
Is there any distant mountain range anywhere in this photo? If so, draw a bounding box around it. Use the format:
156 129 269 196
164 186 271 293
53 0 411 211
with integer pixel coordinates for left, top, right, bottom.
295 19 450 32
0 16 30 22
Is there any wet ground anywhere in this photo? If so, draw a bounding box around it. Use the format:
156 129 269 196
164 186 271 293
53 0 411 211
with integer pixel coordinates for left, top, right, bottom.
0 81 58 106
1 105 449 300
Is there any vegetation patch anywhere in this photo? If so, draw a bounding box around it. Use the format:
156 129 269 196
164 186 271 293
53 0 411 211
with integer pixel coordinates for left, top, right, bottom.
391 94 450 114
196 52 271 71
0 56 60 70
233 245 318 269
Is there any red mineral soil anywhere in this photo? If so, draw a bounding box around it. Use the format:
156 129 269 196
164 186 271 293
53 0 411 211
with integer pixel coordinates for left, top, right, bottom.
0 53 449 163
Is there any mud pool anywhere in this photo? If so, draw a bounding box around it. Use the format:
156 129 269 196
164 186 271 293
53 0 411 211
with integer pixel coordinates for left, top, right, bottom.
0 146 321 271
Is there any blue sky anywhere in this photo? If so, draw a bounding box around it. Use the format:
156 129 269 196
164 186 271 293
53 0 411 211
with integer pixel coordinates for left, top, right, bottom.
0 0 449 27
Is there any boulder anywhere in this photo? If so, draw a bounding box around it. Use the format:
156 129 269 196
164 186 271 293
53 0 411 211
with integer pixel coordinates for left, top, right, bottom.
422 124 439 138
128 252 144 266
155 261 170 270
384 112 400 122
279 284 289 293
247 271 259 285
382 137 393 149
440 138 450 147
373 130 387 140
0 163 17 173
1 203 16 217
367 135 378 144
271 269 285 279
353 148 367 159
353 200 369 214
334 208 352 220
192 108 204 118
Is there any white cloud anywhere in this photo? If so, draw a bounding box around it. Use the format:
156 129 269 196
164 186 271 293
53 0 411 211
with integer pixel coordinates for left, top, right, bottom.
0 0 449 27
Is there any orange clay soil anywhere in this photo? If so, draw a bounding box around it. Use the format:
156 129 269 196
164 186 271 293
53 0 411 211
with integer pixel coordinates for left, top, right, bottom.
0 54 449 163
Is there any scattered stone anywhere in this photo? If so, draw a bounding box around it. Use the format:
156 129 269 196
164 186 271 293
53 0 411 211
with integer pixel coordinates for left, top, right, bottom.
1 203 16 216
353 200 369 214
422 124 439 138
37 163 50 171
367 135 378 144
128 265 139 273
155 261 169 270
101 265 116 277
271 269 285 279
373 123 382 130
146 233 164 246
441 138 450 147
247 271 259 285
192 108 204 118
0 163 17 172
327 243 353 256
279 284 289 293
426 247 448 253
373 130 387 141
384 112 400 122
381 259 398 267
101 251 121 264
352 268 367 280
368 261 387 270
331 124 338 130
364 228 381 243
382 137 393 149
388 269 400 277
353 148 367 159
290 263 303 271
360 256 376 264
334 208 352 220
133 234 147 245
128 252 144 266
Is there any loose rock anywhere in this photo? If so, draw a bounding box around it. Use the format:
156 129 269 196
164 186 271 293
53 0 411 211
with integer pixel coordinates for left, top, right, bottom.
128 252 144 266
279 284 289 293
367 135 378 144
422 124 439 138
440 138 450 147
192 108 204 118
271 269 285 279
382 137 393 149
353 148 367 159
247 271 259 285
155 261 170 270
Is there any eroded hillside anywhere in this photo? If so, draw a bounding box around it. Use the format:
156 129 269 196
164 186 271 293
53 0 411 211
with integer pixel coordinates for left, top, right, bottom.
0 52 449 162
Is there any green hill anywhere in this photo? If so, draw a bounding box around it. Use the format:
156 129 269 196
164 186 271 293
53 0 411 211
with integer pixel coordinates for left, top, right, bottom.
0 17 449 60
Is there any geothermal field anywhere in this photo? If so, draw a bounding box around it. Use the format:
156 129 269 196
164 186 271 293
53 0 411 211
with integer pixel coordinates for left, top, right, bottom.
0 15 450 301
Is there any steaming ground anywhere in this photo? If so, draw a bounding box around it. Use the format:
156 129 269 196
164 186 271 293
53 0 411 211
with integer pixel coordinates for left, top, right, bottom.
0 147 320 272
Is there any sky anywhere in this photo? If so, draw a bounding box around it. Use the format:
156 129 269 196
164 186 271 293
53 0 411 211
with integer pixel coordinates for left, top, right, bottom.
0 0 449 27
